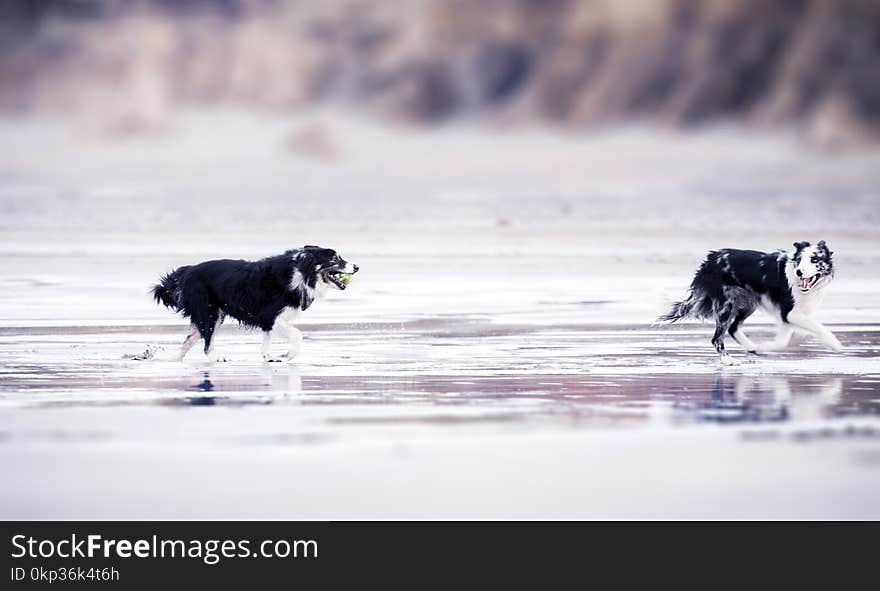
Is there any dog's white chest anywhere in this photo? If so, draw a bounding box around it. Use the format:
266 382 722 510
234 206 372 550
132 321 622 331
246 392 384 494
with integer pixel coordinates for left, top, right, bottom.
792 289 824 316
784 259 829 317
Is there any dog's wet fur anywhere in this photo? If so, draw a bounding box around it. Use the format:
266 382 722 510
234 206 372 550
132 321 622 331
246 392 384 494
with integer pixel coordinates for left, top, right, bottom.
153 246 358 362
659 240 842 362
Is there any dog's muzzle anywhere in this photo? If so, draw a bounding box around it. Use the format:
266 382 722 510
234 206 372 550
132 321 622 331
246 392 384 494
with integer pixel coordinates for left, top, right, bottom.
798 273 821 292
323 263 359 290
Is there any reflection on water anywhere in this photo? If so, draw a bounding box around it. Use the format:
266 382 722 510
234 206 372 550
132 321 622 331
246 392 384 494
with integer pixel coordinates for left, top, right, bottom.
12 364 874 430
676 374 844 424
3 353 880 520
183 373 218 405
3 354 880 428
193 373 214 392
176 369 303 407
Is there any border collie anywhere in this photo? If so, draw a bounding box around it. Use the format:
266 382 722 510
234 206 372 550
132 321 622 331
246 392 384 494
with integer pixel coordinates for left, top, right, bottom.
152 246 358 362
658 240 842 363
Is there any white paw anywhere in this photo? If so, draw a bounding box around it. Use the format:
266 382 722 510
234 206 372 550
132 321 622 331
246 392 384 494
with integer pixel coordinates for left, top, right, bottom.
754 344 781 353
263 355 285 363
207 355 230 363
720 355 738 366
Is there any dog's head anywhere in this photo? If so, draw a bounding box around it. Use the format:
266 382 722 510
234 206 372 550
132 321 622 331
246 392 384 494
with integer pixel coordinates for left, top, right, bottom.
296 245 359 290
791 240 834 293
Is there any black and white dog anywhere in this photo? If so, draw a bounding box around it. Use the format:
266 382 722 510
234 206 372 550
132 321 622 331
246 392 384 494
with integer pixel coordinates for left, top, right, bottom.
658 240 842 363
152 246 358 362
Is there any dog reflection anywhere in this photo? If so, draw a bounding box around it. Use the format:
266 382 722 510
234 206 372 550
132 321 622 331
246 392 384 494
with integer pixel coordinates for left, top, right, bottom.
181 366 303 406
683 374 843 423
263 363 303 399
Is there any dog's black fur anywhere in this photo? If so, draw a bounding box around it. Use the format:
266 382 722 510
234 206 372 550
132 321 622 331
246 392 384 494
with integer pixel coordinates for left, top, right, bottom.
659 241 838 359
153 246 357 359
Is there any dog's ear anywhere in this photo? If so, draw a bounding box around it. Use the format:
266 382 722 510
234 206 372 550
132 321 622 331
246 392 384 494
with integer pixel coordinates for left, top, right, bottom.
291 248 315 266
818 240 833 257
793 241 810 251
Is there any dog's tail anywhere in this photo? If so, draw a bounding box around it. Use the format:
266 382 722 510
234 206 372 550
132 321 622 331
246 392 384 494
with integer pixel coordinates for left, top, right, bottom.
656 292 698 324
152 268 184 310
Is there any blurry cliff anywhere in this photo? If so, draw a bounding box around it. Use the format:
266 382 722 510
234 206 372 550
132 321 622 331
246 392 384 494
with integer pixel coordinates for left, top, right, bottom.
1 0 878 145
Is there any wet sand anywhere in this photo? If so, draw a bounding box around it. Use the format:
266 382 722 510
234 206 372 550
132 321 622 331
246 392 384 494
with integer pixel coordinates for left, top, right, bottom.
2 315 879 518
1 112 879 518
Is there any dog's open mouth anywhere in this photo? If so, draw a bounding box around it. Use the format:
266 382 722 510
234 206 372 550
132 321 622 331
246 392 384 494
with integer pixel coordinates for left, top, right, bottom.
324 270 347 290
798 273 820 292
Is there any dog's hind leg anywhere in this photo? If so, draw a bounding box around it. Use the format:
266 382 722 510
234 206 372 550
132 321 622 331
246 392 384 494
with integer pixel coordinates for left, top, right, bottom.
712 304 737 364
728 310 758 353
202 310 228 362
176 325 202 361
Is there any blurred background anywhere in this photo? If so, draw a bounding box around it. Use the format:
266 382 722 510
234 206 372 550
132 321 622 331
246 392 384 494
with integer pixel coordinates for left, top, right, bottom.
1 0 879 143
1 0 879 246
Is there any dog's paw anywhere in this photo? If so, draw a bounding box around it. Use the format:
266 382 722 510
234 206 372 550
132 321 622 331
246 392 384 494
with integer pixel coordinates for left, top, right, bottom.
754 344 782 354
208 355 230 363
828 340 845 353
719 355 738 366
263 355 285 363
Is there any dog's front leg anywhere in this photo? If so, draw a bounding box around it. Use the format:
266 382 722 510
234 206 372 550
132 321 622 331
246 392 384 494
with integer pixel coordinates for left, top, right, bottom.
754 325 794 352
283 325 303 361
730 328 758 353
261 330 279 362
262 328 292 362
785 312 844 352
205 341 229 362
262 324 302 362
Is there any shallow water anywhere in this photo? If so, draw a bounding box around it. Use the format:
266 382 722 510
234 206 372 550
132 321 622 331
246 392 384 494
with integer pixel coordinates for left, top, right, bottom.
1 316 879 518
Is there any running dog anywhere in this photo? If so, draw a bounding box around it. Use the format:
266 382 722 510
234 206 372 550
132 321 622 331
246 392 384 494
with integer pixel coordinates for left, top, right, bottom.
658 241 842 363
152 246 358 362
